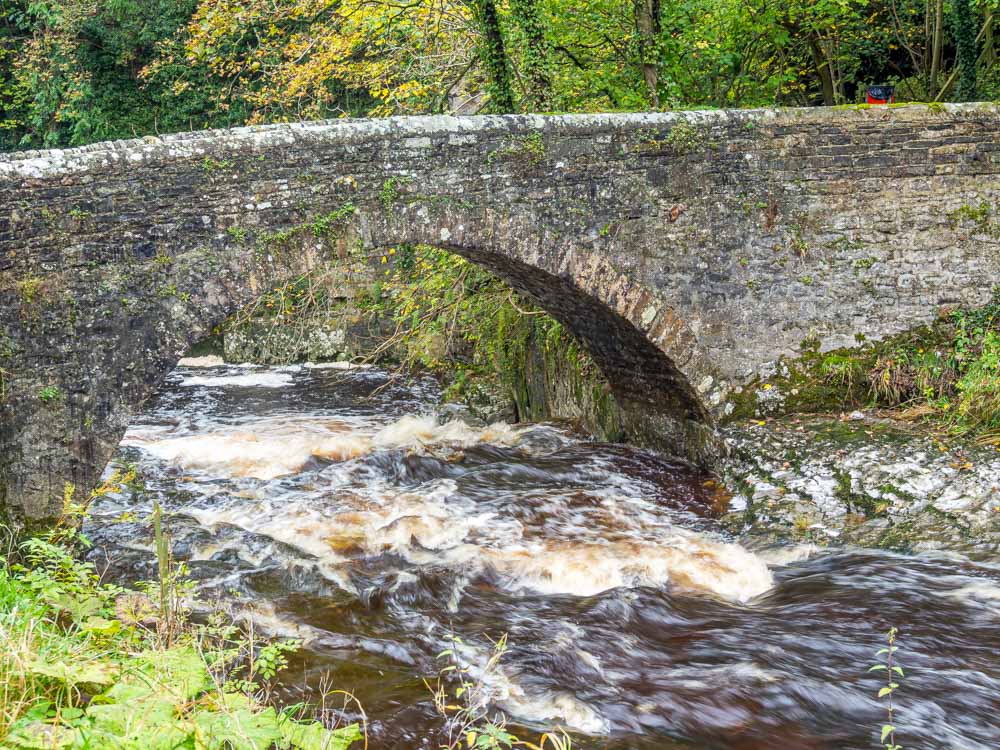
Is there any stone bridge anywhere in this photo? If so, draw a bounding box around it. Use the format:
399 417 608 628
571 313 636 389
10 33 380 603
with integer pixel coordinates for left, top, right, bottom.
2 104 999 529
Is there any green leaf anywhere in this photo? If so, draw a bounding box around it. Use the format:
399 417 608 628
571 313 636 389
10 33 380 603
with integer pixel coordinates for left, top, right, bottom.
891 666 904 676
47 593 103 622
84 697 190 749
277 716 362 750
81 615 122 635
881 724 895 742
193 706 283 750
117 646 211 701
868 665 887 671
878 687 894 698
6 720 79 748
26 659 116 688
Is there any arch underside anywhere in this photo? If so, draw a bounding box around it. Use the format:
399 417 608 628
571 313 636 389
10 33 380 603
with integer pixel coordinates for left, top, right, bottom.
443 246 719 464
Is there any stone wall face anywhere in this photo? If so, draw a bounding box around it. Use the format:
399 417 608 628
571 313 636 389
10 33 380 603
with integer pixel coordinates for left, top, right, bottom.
1 104 999 527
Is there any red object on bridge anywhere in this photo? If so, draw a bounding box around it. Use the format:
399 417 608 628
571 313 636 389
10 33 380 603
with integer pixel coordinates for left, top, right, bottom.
866 85 895 104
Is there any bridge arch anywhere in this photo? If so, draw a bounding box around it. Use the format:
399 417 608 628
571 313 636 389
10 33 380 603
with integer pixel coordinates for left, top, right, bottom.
2 104 1000 527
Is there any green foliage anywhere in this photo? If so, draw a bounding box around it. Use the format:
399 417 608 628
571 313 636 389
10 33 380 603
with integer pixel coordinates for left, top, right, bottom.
37 385 61 403
947 200 1000 238
469 0 517 113
3 0 992 152
487 132 546 166
380 177 409 210
508 0 554 110
742 289 1000 437
261 205 356 249
663 121 708 154
952 0 978 101
308 204 356 238
16 277 43 305
0 0 228 150
365 245 585 409
228 225 248 243
202 156 235 173
0 528 362 749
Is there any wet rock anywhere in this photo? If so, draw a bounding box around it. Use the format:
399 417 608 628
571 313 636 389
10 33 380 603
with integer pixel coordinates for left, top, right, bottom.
721 414 1000 559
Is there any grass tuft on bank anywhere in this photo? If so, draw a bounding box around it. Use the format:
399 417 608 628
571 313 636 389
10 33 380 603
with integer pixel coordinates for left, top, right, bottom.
736 289 1000 440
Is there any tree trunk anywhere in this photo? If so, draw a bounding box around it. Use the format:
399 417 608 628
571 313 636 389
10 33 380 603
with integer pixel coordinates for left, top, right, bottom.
985 10 996 69
633 0 661 109
929 0 944 97
468 0 516 113
924 0 932 89
510 0 552 111
807 35 836 105
953 0 978 101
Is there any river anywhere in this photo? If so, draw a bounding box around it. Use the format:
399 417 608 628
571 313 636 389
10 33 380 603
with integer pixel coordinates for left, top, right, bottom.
85 362 1000 749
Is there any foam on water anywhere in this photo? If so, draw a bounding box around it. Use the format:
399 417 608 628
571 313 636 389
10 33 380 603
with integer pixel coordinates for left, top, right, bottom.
124 414 526 480
489 538 773 602
178 371 296 388
946 581 1000 610
181 463 773 603
758 543 822 566
446 636 610 735
177 355 225 367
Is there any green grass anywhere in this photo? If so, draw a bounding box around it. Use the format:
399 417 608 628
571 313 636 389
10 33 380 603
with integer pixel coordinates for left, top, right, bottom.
734 288 1000 437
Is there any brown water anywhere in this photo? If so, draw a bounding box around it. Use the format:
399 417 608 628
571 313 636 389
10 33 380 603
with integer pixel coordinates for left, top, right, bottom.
86 363 1000 749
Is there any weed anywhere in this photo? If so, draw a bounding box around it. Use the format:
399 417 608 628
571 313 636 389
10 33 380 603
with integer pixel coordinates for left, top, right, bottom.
16 277 43 305
37 386 60 404
789 228 810 257
821 352 864 391
664 121 712 154
380 177 409 210
201 156 235 173
309 203 356 237
227 226 248 244
261 204 356 249
868 627 904 750
947 200 999 237
487 133 546 166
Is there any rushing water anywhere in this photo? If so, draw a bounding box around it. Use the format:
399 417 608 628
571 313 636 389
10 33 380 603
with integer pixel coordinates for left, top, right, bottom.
86 363 1000 749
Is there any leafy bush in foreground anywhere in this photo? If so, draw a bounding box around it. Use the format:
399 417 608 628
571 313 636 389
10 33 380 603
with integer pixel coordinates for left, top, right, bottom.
0 529 361 750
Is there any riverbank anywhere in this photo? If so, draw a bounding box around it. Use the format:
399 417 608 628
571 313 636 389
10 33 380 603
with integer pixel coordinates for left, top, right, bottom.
721 412 1000 558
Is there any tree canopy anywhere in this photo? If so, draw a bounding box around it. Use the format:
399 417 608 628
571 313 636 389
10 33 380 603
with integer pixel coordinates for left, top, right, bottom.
1 0 997 150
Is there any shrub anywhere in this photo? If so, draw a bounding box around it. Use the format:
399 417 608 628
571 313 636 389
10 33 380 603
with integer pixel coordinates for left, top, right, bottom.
0 528 362 750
